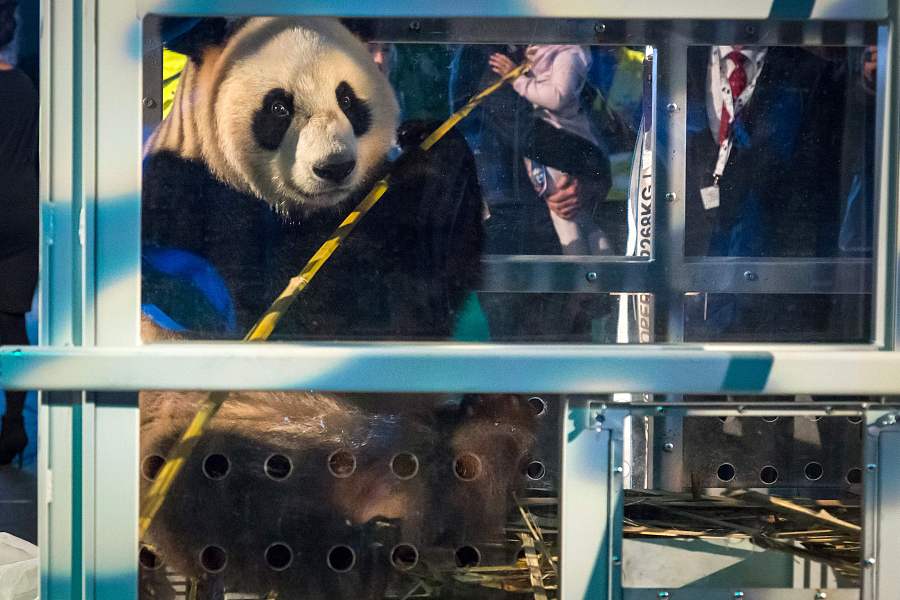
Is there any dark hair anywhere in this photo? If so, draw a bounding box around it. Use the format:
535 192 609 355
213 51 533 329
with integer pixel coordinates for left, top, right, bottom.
0 0 17 52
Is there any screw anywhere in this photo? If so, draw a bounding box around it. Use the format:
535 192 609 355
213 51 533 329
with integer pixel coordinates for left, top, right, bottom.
663 442 675 452
615 466 624 474
594 22 607 34
665 192 677 202
409 20 421 31
743 270 757 282
864 557 876 567
666 102 678 113
867 463 878 472
142 97 156 108
586 271 599 282
815 592 828 600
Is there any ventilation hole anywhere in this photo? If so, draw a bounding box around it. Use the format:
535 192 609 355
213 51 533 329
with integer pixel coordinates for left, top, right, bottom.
453 453 483 481
762 416 779 423
527 397 547 416
327 545 356 572
265 543 293 571
202 454 230 480
847 467 862 484
199 545 227 573
265 454 292 480
328 450 356 478
390 544 419 571
848 416 863 424
804 461 824 481
759 465 779 485
454 545 481 568
390 452 419 480
525 460 546 481
141 455 166 481
716 463 736 482
139 546 163 570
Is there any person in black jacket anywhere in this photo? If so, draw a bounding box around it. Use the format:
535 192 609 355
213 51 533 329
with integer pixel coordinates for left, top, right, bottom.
0 0 38 466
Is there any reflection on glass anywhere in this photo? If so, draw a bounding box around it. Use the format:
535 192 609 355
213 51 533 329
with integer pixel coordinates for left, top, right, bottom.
140 18 875 345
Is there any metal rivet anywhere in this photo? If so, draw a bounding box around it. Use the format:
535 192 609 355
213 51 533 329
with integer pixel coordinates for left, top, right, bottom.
142 97 156 108
586 271 598 282
663 442 675 452
815 592 828 600
612 555 622 565
743 270 757 282
665 192 677 202
867 463 877 472
666 103 678 113
864 557 876 567
825 406 834 414
615 466 624 474
409 20 421 31
734 593 745 599
657 593 670 599
737 405 746 414
594 22 606 33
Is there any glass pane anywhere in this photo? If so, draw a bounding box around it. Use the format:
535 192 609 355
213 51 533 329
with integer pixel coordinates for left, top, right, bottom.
140 18 877 344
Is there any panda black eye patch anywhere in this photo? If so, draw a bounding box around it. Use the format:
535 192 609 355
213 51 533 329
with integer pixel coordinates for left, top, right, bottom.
252 88 294 150
335 81 371 137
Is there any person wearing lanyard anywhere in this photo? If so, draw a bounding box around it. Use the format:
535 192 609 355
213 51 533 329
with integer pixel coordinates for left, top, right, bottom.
684 44 849 340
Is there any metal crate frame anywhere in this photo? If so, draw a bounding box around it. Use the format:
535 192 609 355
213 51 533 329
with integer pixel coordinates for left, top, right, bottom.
0 0 898 598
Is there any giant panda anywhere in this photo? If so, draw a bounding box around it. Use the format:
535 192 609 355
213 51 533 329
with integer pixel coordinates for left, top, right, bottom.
142 16 482 340
139 17 538 600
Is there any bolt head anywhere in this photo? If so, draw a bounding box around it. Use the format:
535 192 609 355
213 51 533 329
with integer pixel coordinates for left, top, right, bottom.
867 463 877 472
615 466 624 474
142 97 156 108
409 20 421 31
815 592 828 600
594 22 607 33
665 192 677 202
864 557 876 566
663 442 675 452
586 271 599 282
657 592 670 599
743 270 757 282
666 102 678 113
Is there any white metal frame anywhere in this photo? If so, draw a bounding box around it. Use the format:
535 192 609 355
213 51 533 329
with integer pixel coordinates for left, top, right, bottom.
0 0 897 599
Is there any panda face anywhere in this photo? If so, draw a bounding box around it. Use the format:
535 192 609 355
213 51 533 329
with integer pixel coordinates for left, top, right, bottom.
204 18 399 215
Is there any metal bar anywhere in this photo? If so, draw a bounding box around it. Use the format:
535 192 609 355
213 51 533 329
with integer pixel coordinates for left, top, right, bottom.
623 590 859 600
4 345 900 394
344 18 881 45
873 428 900 599
136 0 888 20
481 256 872 294
560 402 625 600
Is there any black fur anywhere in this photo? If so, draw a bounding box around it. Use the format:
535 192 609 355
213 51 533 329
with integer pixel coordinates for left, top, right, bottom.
251 88 294 151
335 81 372 137
142 123 483 340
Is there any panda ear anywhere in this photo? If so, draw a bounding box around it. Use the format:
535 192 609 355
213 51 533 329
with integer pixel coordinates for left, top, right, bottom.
160 17 231 62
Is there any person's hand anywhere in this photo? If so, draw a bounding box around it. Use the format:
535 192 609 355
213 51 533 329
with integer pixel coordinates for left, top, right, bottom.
489 53 516 78
545 175 582 219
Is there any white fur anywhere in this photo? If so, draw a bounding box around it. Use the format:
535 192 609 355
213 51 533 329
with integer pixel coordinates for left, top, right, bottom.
148 17 400 214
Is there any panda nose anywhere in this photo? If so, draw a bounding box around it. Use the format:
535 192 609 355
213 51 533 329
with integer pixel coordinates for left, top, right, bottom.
313 159 356 183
